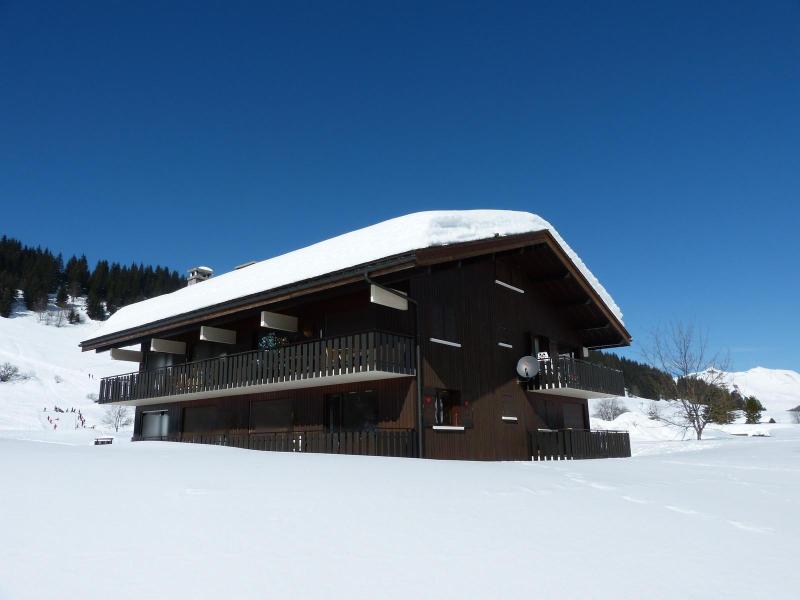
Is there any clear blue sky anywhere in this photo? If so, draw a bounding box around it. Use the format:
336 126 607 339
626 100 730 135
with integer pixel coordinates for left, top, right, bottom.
1 1 798 371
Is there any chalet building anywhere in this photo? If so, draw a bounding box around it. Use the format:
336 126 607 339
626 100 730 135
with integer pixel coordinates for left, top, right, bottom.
81 211 632 461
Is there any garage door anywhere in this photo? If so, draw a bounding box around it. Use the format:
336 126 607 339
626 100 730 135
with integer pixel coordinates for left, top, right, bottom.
142 411 169 439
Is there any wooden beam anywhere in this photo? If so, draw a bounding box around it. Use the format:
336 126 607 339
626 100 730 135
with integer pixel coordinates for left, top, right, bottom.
110 348 142 362
578 324 611 332
200 325 237 345
150 338 186 354
260 311 298 332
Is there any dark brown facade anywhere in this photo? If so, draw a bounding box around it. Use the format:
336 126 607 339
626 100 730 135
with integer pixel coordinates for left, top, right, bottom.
87 232 631 461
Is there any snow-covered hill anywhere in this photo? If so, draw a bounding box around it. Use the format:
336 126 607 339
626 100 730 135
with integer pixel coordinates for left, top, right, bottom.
719 367 800 416
0 297 130 432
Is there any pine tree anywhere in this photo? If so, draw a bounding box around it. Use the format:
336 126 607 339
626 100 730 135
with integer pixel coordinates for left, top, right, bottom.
0 274 15 318
85 291 106 321
706 391 737 424
2 235 185 319
743 396 764 424
55 285 68 307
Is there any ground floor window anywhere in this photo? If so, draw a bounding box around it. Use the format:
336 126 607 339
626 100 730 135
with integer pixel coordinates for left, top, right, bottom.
141 410 169 439
324 391 378 432
183 406 217 433
433 389 462 426
250 398 293 431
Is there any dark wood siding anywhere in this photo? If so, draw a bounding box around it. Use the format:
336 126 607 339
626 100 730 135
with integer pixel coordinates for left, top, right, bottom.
412 255 595 460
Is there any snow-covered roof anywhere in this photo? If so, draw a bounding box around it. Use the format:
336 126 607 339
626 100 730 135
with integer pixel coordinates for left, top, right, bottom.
85 210 624 342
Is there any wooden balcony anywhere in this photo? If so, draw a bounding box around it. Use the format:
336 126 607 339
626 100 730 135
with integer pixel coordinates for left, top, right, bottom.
529 356 624 399
99 330 415 405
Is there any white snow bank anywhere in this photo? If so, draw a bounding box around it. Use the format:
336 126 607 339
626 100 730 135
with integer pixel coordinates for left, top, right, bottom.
87 210 624 341
1 430 798 600
589 395 798 447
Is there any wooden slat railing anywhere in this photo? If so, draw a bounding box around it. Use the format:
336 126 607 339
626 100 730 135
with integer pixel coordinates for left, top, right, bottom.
531 357 625 397
132 429 416 458
99 330 415 404
529 429 631 460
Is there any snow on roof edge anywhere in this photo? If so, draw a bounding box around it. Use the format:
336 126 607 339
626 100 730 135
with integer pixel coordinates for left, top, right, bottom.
84 210 624 343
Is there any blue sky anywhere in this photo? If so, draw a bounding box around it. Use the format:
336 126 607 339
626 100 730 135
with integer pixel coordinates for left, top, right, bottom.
1 1 798 370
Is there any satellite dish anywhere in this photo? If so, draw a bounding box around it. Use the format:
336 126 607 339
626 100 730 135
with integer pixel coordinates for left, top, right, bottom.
516 355 539 379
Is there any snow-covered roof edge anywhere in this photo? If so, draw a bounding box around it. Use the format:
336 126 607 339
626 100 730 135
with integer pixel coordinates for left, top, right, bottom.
83 210 624 344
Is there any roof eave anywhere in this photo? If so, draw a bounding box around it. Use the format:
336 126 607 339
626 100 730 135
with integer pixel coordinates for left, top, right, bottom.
80 252 418 352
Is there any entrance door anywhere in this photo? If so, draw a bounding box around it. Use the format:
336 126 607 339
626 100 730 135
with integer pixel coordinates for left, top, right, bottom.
142 411 169 439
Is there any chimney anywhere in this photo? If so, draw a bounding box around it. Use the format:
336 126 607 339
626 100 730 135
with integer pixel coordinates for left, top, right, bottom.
187 266 213 286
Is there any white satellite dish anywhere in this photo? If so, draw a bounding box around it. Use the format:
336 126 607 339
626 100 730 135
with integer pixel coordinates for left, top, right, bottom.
516 355 539 379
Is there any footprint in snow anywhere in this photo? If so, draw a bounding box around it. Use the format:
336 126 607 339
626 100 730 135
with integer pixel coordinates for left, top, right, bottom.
664 505 699 516
728 520 773 534
621 495 648 504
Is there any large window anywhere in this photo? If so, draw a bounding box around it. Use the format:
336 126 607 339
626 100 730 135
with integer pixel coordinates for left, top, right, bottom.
250 399 293 431
324 391 379 432
434 389 462 427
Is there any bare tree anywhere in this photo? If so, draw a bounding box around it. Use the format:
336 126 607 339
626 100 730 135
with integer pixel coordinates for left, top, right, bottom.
592 397 628 421
102 405 133 432
0 362 20 382
643 322 730 440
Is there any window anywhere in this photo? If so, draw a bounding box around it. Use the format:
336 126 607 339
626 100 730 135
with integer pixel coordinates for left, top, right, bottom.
325 391 379 432
434 389 462 427
430 302 458 342
501 395 516 419
146 351 175 370
182 406 217 433
250 399 293 431
191 341 227 362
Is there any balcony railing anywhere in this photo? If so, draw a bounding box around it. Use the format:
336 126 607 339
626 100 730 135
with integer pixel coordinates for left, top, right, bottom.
132 429 417 458
530 356 625 397
529 429 631 460
99 330 415 404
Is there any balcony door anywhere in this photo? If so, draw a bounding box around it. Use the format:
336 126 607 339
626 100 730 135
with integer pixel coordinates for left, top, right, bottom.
563 403 586 430
324 391 378 432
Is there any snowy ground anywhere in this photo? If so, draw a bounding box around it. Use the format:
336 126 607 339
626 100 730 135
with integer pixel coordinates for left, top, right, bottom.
3 297 800 599
1 428 799 600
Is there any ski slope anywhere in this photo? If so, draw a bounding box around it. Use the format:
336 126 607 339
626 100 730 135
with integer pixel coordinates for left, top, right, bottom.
0 298 130 432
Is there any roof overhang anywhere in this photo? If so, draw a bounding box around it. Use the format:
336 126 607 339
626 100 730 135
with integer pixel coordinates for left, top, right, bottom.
81 231 630 352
